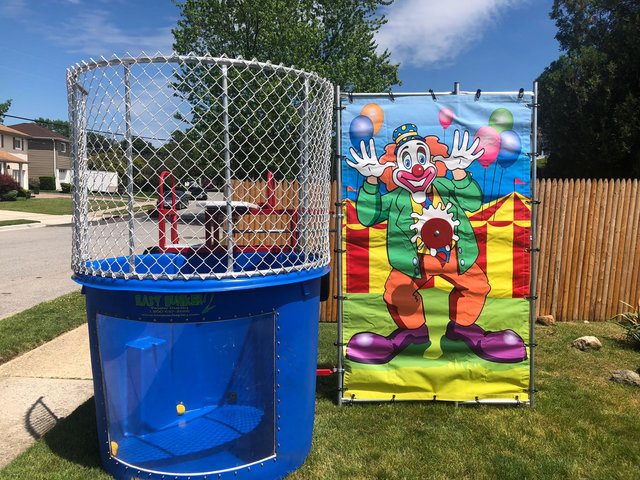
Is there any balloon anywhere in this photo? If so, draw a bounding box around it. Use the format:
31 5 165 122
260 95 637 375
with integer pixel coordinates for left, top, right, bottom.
360 103 384 135
489 108 514 133
349 115 374 149
474 126 501 168
496 130 522 169
439 108 454 130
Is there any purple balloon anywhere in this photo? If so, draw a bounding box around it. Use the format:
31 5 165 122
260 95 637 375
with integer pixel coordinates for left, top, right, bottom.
349 115 374 149
496 130 522 169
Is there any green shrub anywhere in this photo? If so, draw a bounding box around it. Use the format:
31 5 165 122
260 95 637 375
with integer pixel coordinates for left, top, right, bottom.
0 173 20 195
615 302 640 348
28 178 40 190
39 176 56 191
1 190 18 201
60 182 72 193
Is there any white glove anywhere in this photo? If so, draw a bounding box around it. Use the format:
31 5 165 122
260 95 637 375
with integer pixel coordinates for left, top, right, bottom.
435 129 484 171
346 138 396 178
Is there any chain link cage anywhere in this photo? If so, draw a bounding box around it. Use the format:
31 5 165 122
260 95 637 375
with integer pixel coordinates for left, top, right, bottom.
67 53 334 281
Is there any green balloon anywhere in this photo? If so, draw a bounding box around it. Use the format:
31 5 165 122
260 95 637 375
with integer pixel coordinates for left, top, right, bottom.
489 108 514 133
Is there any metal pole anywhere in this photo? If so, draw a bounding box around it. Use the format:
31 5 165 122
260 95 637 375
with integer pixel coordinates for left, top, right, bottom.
529 81 539 408
222 65 234 272
124 63 136 275
335 85 344 406
68 72 81 273
80 95 89 266
454 82 460 95
342 90 533 99
301 79 310 256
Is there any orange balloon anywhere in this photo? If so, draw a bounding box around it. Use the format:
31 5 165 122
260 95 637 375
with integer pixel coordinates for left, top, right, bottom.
360 103 384 135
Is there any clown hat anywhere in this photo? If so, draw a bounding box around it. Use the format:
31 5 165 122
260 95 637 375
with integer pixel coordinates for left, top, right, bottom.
393 123 423 150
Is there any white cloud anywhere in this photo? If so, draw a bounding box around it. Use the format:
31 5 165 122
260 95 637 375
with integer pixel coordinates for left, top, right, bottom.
46 10 175 56
377 0 525 68
3 4 174 58
0 0 28 17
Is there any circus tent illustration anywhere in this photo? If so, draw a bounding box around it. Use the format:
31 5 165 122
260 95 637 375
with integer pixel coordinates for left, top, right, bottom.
343 192 531 299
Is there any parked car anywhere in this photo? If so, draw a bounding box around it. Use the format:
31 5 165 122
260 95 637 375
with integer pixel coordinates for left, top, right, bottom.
201 179 223 191
157 190 190 210
188 185 208 200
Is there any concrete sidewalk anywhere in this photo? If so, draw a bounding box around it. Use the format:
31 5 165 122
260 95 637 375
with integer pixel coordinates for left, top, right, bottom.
0 209 72 230
0 325 93 469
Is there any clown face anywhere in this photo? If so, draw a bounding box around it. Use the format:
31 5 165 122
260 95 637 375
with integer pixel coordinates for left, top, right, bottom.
392 138 437 204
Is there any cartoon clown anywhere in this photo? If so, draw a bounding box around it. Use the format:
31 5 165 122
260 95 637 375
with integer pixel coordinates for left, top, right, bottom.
345 124 527 364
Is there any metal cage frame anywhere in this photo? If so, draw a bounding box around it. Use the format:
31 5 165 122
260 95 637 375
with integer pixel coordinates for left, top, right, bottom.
67 53 334 282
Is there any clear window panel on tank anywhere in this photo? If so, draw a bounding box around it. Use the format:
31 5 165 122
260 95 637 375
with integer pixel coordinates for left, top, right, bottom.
96 312 276 475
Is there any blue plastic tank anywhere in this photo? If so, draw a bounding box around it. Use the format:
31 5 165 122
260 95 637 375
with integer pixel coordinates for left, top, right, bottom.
75 253 327 479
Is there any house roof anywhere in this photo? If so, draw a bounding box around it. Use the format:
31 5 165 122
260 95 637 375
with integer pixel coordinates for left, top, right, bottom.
0 124 30 138
0 151 28 163
8 123 69 141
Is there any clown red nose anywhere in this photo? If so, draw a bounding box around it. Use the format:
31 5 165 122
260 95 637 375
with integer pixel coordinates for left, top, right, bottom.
412 164 424 177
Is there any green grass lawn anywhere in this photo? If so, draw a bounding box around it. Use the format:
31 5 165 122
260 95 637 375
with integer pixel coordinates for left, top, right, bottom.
0 219 39 227
0 198 73 215
1 318 639 479
0 291 86 365
0 198 127 215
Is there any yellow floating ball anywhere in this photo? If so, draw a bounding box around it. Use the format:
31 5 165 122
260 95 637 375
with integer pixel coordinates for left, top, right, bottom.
110 441 118 456
176 403 186 416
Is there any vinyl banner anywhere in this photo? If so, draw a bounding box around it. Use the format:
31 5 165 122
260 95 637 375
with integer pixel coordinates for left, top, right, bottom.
341 93 533 402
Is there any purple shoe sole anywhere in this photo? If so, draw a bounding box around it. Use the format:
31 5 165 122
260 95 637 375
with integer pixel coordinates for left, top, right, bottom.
445 321 527 364
346 325 430 365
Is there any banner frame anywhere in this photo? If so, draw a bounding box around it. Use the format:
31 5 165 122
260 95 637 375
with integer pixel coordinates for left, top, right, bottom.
335 84 538 407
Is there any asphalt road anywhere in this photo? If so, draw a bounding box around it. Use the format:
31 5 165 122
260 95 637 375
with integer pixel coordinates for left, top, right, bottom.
0 194 226 320
0 213 206 321
0 225 79 320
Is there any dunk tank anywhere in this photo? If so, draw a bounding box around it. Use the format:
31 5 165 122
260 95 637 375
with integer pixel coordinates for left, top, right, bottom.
67 54 333 479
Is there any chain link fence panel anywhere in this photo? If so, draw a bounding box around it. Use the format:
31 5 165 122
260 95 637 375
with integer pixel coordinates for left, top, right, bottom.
67 53 333 280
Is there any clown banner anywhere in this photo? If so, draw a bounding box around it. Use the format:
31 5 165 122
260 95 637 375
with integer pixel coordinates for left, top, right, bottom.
340 92 534 402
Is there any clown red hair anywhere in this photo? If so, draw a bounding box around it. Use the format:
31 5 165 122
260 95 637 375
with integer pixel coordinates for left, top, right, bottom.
378 135 449 191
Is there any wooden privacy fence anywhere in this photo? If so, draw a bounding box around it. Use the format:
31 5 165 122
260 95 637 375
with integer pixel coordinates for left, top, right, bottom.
536 178 640 321
230 178 340 325
235 178 640 322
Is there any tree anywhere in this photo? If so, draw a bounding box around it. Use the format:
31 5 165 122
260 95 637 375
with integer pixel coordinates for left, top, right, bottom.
172 0 400 92
171 1 400 182
537 0 640 178
0 99 11 124
34 118 70 138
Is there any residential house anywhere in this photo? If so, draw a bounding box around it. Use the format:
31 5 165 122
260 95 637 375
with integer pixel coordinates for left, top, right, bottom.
0 124 29 189
9 123 71 190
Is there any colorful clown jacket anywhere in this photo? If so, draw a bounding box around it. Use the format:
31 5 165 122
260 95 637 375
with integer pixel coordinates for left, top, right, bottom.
355 174 483 278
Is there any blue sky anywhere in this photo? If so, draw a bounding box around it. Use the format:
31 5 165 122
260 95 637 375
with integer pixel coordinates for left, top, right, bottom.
0 0 560 123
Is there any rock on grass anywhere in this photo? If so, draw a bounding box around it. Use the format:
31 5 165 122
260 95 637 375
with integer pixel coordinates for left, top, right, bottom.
572 336 602 350
610 369 640 387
